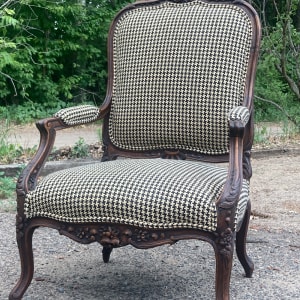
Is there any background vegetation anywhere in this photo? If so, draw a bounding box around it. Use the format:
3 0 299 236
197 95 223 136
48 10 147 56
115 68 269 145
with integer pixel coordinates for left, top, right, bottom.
0 0 299 128
0 0 132 123
252 0 300 127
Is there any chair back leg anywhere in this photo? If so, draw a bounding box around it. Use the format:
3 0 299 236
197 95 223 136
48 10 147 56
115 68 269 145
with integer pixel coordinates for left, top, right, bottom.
102 246 113 263
236 201 254 278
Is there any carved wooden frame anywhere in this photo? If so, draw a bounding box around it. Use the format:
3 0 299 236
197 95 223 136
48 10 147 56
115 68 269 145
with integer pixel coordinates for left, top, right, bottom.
9 1 261 299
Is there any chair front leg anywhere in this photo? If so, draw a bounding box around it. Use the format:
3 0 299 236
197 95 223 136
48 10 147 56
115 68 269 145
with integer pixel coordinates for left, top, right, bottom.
214 229 234 300
9 217 35 300
236 201 254 278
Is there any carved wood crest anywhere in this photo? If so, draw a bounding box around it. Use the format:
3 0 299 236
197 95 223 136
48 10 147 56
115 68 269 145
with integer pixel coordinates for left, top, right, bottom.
59 224 170 248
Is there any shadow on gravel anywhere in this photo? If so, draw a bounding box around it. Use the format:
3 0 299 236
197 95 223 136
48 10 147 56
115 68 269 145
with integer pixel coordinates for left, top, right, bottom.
1 212 299 299
1 154 300 299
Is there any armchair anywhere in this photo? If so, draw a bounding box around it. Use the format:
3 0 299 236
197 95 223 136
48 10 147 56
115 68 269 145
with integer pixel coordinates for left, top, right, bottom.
10 0 261 299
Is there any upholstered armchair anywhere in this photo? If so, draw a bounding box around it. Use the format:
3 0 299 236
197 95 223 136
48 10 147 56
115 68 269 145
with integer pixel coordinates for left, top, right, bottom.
10 0 261 299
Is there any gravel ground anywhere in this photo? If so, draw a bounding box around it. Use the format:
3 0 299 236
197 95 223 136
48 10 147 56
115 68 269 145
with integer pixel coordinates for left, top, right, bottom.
1 154 300 299
1 216 299 300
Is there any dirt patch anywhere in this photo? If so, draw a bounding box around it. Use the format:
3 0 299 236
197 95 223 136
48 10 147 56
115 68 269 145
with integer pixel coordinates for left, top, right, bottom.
7 123 101 149
3 123 102 164
249 154 300 233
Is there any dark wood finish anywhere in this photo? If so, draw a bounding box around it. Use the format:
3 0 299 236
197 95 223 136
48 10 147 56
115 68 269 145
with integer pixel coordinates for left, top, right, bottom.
10 1 261 299
102 246 113 263
236 201 254 278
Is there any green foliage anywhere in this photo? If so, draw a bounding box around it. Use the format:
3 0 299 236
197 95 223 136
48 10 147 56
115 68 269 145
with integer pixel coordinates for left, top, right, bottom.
0 0 132 122
0 171 16 199
71 137 89 158
255 46 295 121
0 121 22 163
0 120 37 163
0 142 23 164
1 0 299 126
254 0 300 127
254 125 269 144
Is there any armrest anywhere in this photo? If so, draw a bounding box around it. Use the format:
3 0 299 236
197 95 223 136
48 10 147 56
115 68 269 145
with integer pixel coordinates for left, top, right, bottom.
216 106 250 230
54 104 101 126
228 106 250 127
16 105 107 216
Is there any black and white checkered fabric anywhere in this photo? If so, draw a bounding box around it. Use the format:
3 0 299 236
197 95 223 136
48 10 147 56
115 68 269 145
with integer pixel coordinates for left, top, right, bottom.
109 0 253 155
25 159 249 231
228 106 250 126
54 105 99 126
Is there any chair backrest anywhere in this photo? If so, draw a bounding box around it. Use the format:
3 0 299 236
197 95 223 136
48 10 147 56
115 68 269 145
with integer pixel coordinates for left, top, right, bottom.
103 0 260 158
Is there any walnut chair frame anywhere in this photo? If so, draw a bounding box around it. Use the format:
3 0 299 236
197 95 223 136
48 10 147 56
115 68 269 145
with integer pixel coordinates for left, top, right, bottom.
10 0 261 299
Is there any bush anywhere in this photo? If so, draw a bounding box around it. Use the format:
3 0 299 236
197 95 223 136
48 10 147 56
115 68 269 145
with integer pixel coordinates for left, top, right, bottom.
254 0 300 128
0 0 132 122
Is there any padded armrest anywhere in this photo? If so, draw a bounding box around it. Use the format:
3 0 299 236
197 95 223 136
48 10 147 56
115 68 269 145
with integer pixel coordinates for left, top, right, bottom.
228 106 250 126
16 105 101 197
54 105 100 126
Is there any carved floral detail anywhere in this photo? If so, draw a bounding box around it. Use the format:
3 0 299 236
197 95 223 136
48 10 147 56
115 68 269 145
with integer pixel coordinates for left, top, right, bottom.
99 226 123 246
134 229 165 242
15 215 28 241
214 213 234 262
60 224 168 248
217 226 233 257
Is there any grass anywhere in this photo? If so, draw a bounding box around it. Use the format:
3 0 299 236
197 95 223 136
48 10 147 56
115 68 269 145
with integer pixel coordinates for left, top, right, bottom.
0 121 28 212
254 121 299 147
0 171 17 212
0 127 92 213
0 120 37 164
0 172 16 198
71 137 89 158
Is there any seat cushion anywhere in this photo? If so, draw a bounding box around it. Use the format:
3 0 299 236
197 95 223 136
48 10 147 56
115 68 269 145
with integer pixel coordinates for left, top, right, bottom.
25 159 249 232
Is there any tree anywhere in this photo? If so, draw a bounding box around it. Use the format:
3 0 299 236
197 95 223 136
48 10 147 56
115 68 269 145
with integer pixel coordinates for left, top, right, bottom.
0 0 26 99
0 0 131 122
254 0 300 127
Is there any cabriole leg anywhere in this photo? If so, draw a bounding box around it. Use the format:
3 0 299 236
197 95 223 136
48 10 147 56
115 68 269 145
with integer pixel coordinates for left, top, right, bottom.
9 220 35 300
236 201 254 278
214 231 234 300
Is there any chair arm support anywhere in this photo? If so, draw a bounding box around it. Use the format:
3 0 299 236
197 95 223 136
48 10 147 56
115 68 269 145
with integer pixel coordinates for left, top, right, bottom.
16 117 60 216
16 104 108 216
215 107 250 229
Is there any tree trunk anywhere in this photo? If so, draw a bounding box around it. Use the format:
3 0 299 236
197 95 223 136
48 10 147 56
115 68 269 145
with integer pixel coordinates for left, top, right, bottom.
295 0 300 31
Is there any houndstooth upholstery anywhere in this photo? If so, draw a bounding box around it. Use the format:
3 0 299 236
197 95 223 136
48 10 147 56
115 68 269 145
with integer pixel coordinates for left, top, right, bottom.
228 106 250 126
25 159 249 231
54 105 99 126
109 0 253 155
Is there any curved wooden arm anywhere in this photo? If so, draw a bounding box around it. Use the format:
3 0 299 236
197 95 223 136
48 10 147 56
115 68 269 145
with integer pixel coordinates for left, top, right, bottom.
16 105 109 217
16 117 62 216
215 119 245 230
